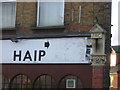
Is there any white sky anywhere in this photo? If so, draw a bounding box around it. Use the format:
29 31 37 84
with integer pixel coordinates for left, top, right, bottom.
111 0 120 45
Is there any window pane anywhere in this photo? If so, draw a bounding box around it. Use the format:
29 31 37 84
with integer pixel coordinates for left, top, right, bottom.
68 81 74 87
10 74 31 89
38 1 64 27
33 75 56 89
0 74 9 89
0 2 16 28
58 75 83 89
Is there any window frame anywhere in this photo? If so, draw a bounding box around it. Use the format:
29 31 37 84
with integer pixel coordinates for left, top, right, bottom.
66 79 76 88
33 74 56 89
37 0 64 27
0 74 9 89
37 0 40 27
1 1 16 29
1 0 16 2
10 74 32 89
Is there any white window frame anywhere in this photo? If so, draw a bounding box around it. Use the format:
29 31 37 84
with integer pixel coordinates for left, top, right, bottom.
66 79 76 88
37 0 64 27
1 0 16 29
37 0 40 26
0 0 16 2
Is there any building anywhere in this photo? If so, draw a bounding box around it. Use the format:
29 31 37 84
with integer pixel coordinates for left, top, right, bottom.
0 0 111 89
110 45 120 89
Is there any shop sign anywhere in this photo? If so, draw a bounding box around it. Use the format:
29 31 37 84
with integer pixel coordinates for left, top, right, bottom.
1 37 90 64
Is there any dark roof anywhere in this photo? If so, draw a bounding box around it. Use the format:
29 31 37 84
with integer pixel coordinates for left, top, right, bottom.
112 45 120 53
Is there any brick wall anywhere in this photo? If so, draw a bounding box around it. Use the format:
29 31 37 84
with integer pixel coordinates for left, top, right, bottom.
2 1 111 88
92 66 104 88
16 2 37 28
64 2 111 33
13 2 111 33
2 2 111 35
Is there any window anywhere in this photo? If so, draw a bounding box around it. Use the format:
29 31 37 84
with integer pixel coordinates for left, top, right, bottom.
0 1 16 28
33 74 56 89
66 79 75 88
0 74 9 89
37 0 64 27
10 74 32 89
58 75 82 88
110 76 114 88
110 50 116 66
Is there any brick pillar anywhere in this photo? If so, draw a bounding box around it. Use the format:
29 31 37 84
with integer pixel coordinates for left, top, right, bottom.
92 66 104 88
118 71 120 90
90 24 106 88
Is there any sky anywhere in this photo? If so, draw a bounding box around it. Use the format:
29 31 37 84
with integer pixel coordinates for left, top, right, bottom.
111 0 120 46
